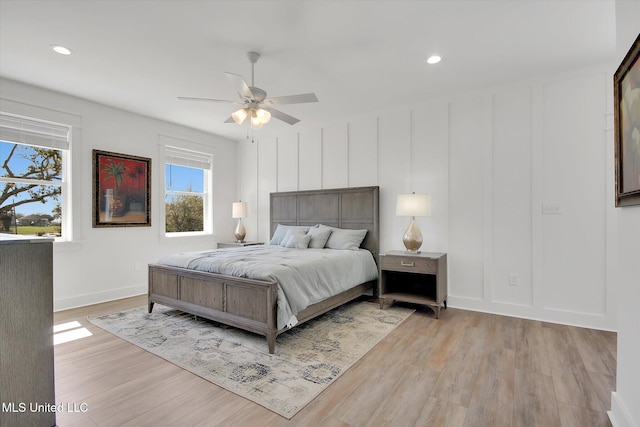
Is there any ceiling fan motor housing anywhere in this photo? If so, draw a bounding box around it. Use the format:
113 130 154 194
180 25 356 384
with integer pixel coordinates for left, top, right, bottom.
247 87 267 102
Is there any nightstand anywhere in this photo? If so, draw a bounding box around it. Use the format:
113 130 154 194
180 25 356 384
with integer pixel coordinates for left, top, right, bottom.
217 241 263 249
378 251 447 318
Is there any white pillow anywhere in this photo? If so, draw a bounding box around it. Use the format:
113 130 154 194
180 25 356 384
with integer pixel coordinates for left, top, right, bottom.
306 227 332 249
283 233 312 249
269 224 310 245
319 225 368 250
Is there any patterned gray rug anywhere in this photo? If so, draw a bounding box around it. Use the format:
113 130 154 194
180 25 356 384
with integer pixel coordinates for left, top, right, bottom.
88 300 413 418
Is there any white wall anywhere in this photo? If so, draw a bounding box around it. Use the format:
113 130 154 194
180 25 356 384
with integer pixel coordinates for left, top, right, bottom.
0 78 239 311
609 2 640 426
238 66 617 332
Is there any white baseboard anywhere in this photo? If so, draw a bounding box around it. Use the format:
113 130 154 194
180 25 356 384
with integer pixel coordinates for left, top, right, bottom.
54 284 147 312
446 295 616 332
608 392 638 427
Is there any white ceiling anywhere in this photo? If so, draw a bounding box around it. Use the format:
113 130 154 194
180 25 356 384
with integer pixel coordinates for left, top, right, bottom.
0 0 617 141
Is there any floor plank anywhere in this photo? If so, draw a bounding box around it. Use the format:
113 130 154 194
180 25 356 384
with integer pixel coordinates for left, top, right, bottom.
414 397 467 427
544 326 604 411
364 363 441 426
513 368 561 427
463 347 515 427
430 325 486 407
515 318 552 376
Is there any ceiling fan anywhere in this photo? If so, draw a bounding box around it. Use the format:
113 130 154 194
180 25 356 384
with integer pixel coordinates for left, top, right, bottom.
178 51 318 129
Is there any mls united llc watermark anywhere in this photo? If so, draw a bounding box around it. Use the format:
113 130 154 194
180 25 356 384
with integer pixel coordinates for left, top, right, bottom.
2 401 88 413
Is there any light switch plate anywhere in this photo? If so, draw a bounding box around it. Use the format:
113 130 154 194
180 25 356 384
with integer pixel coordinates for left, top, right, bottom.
542 203 562 215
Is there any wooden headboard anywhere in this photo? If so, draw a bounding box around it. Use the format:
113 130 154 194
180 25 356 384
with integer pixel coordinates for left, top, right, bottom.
270 186 380 264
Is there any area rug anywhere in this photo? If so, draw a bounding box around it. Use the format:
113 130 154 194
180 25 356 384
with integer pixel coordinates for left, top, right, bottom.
88 300 413 418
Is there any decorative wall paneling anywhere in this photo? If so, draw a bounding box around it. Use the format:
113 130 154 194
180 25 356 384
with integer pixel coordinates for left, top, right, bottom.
238 69 614 331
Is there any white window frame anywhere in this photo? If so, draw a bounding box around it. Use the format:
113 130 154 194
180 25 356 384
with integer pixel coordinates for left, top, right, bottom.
159 136 214 239
0 105 78 243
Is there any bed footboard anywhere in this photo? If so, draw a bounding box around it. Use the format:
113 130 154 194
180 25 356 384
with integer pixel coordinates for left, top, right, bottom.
148 264 374 354
148 264 279 352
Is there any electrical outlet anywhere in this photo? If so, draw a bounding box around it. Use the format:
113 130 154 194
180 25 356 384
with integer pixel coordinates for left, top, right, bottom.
508 274 518 286
542 203 562 215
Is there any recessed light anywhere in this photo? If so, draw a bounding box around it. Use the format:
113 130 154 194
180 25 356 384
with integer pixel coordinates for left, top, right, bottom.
51 45 72 55
426 55 441 65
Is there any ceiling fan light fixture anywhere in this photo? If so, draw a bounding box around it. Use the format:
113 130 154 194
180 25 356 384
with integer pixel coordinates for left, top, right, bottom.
255 108 271 124
231 108 249 124
251 110 264 129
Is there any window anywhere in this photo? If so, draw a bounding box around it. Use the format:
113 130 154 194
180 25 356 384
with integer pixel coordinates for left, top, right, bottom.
0 112 71 240
164 146 212 234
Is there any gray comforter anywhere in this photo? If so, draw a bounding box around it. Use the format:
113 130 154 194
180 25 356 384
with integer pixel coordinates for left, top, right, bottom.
156 245 378 329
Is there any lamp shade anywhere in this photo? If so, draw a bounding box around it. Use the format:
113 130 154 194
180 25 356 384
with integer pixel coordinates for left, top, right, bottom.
231 108 249 125
396 194 431 217
255 108 271 124
232 201 247 219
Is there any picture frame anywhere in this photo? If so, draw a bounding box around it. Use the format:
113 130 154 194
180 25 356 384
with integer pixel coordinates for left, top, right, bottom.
614 33 640 207
92 149 151 227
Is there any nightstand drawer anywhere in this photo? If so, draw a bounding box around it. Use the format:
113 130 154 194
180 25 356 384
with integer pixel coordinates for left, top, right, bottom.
217 241 263 249
380 254 437 274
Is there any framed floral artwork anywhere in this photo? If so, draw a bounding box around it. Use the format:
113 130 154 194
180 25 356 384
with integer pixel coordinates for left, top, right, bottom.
92 149 151 227
614 33 640 207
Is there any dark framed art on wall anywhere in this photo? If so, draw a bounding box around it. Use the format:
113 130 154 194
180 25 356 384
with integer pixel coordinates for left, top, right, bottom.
92 149 151 227
614 33 640 207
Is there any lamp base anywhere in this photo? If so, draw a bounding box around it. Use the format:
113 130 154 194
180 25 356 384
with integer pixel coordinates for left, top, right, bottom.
234 219 246 243
402 218 423 252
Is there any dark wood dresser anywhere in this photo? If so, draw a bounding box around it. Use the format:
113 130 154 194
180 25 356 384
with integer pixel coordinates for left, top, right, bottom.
0 235 56 427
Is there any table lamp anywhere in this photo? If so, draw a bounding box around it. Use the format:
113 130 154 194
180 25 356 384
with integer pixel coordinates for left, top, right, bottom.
232 201 247 242
396 193 431 252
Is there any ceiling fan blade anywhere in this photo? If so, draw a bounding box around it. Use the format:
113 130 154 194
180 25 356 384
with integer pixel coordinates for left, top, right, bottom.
263 107 300 125
263 93 318 105
178 96 240 104
225 72 254 100
224 116 235 123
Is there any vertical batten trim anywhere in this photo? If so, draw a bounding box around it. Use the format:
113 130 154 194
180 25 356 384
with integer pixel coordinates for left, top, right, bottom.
409 109 413 192
527 85 535 307
484 94 494 302
530 82 544 308
296 132 300 191
446 102 452 270
275 137 279 192
376 116 380 185
346 122 350 187
256 139 261 240
320 128 324 189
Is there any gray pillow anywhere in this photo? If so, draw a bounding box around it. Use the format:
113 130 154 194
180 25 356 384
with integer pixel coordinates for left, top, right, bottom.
319 225 368 250
306 227 332 249
283 233 312 249
279 228 308 247
269 224 310 245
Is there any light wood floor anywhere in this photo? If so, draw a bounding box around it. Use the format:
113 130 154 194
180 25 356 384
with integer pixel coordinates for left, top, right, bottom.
53 295 616 427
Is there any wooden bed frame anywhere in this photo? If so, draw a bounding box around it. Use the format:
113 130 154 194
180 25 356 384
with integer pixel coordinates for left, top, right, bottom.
148 186 380 353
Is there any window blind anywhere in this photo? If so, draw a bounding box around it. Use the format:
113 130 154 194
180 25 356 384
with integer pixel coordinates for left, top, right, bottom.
165 146 211 170
0 112 70 150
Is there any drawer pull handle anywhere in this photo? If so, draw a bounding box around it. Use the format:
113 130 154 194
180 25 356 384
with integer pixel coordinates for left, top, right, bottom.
400 261 415 267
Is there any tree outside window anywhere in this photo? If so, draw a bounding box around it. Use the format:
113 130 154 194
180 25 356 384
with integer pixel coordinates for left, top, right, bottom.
0 142 64 236
164 146 211 234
